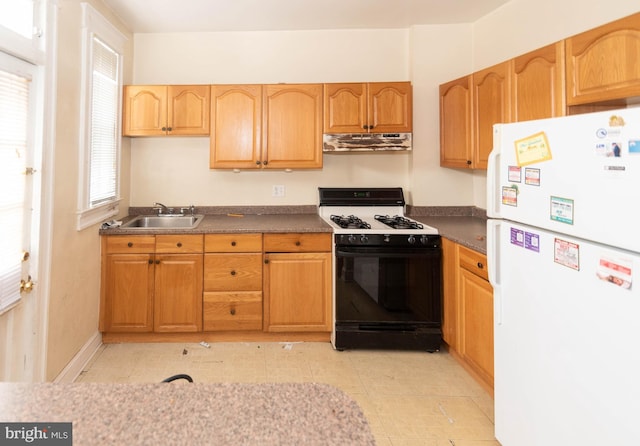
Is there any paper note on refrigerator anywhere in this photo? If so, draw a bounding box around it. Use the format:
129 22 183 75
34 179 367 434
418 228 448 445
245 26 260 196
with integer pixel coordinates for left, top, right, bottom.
514 131 552 166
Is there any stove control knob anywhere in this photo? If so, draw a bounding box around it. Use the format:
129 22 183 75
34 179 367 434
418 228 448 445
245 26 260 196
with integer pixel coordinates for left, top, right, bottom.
360 234 369 244
420 235 430 245
348 235 357 244
383 235 391 243
407 235 416 244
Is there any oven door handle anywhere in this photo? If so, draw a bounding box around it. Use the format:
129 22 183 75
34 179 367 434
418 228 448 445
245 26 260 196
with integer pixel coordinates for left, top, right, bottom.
336 248 440 258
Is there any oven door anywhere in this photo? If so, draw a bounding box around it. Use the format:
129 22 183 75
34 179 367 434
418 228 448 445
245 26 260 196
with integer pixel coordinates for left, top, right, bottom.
334 245 442 327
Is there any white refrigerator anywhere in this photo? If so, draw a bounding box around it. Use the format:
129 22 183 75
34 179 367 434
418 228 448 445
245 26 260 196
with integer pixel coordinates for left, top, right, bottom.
487 107 640 445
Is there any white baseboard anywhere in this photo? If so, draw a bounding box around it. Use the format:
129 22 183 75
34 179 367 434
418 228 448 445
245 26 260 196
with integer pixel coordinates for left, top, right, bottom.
53 331 102 383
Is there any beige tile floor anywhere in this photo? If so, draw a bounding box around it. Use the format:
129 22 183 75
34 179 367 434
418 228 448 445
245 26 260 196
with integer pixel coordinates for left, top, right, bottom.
77 341 499 446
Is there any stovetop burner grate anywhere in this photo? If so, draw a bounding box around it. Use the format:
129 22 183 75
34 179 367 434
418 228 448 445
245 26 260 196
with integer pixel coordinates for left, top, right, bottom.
330 215 372 230
374 215 424 230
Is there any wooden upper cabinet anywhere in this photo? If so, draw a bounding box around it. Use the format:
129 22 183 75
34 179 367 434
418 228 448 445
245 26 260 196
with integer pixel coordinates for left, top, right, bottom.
167 85 210 135
368 82 412 133
439 75 473 169
210 85 262 169
263 84 323 169
473 61 511 169
512 42 566 121
123 85 210 136
323 83 367 133
323 82 412 133
566 12 640 106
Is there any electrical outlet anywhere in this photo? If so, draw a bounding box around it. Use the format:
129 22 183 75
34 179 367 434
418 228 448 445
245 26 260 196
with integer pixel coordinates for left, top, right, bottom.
272 185 285 197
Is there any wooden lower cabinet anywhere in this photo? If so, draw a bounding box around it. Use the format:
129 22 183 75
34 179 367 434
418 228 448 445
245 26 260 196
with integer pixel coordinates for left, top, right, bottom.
263 233 332 333
101 231 333 340
442 241 494 394
263 252 332 332
154 253 203 332
101 252 154 332
100 235 203 334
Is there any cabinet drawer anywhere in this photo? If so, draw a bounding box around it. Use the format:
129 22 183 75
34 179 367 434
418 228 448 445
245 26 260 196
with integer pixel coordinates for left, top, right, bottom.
156 234 203 253
263 233 331 252
105 235 155 254
205 233 262 252
458 245 488 281
204 253 262 291
203 292 262 331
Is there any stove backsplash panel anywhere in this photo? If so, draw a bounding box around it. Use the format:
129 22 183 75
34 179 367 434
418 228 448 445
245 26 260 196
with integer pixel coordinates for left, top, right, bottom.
323 133 411 152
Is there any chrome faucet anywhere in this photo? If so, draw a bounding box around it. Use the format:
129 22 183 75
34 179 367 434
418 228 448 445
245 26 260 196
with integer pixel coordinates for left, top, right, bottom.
153 202 171 215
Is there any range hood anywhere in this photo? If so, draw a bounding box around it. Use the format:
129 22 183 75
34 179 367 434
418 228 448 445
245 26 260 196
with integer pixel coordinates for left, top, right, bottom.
322 133 412 153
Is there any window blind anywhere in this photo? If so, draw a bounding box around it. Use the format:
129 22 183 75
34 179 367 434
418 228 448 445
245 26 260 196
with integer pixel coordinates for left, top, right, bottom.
0 68 29 312
89 36 118 207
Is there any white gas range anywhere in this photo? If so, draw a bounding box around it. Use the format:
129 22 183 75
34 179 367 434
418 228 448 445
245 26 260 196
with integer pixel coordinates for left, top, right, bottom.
318 187 443 352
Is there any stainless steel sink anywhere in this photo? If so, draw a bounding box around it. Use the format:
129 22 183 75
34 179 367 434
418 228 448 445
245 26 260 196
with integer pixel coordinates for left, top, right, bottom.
121 214 205 229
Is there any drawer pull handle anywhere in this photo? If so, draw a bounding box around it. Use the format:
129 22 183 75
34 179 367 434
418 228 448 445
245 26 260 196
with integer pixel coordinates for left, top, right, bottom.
231 241 236 246
127 242 133 247
477 262 484 269
230 308 236 316
230 270 236 276
177 242 182 248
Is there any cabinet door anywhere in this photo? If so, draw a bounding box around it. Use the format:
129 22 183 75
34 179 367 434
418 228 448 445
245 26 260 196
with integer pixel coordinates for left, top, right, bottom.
512 42 566 121
263 252 332 332
263 84 323 169
368 82 413 133
101 254 154 332
122 85 167 136
210 85 262 169
459 268 494 388
323 83 367 133
473 61 511 169
167 85 210 135
439 75 473 168
154 254 203 332
566 12 640 106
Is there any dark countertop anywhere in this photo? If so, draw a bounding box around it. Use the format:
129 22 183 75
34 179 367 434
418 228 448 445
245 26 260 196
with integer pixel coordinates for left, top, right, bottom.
101 213 333 235
101 206 488 254
0 382 375 446
411 215 488 254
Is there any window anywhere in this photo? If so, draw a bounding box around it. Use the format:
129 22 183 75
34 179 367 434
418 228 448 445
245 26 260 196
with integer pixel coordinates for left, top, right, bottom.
77 3 127 230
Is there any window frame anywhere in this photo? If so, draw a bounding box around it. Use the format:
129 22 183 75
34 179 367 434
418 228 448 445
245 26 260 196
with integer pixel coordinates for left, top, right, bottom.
76 2 127 230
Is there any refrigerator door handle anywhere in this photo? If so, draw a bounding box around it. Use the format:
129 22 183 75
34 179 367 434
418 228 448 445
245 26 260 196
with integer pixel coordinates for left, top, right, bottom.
487 219 502 325
487 125 502 219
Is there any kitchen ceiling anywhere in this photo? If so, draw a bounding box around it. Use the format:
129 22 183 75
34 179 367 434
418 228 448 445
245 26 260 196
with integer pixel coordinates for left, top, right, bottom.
102 0 511 33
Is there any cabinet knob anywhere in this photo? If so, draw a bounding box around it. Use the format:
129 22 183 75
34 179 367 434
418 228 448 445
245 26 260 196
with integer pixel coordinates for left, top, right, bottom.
295 241 301 246
466 160 472 165
263 160 268 166
161 126 167 131
167 127 172 131
127 242 133 247
477 262 484 269
148 259 153 265
177 242 182 248
231 241 236 246
230 308 236 316
264 259 269 264
156 260 160 264
256 160 261 165
230 270 236 276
